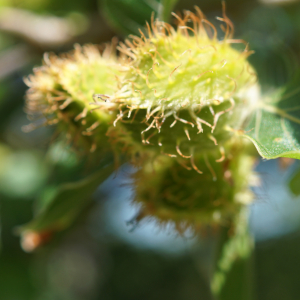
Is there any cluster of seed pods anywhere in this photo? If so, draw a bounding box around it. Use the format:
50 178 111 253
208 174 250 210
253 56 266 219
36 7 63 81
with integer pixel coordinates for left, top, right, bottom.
25 6 259 232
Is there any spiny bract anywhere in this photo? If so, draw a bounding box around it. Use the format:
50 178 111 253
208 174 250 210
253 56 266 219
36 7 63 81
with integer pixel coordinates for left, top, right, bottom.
96 7 259 164
132 142 256 233
25 44 120 153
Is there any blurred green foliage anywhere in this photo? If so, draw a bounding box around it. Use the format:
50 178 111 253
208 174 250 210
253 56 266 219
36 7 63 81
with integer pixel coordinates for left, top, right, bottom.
101 0 160 35
0 0 97 13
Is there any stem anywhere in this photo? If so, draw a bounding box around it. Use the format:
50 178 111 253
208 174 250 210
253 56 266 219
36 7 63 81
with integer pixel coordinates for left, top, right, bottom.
158 0 178 22
211 208 255 300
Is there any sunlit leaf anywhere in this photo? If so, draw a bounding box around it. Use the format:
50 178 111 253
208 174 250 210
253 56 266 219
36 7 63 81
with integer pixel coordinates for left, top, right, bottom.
18 164 114 233
244 72 300 159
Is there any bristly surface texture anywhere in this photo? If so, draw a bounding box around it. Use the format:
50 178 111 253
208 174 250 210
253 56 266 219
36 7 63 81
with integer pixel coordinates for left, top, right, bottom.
132 142 256 233
24 44 120 153
93 7 259 166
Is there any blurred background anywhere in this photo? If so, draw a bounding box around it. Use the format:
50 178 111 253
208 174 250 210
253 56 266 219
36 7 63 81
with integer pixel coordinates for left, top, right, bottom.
1 0 300 299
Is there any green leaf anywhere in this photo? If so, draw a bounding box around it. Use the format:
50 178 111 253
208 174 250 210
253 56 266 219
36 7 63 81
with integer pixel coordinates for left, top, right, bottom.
18 164 114 233
101 0 179 35
289 167 300 196
211 208 254 300
244 72 300 159
101 0 160 35
158 0 178 22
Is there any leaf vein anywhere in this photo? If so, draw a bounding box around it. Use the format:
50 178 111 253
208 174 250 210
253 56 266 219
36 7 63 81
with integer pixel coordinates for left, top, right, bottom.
259 103 300 125
280 117 297 150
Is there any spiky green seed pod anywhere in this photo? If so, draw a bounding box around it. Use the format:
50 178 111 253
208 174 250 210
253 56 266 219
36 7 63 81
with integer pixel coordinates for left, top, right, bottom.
24 44 120 153
132 142 256 232
99 8 259 162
